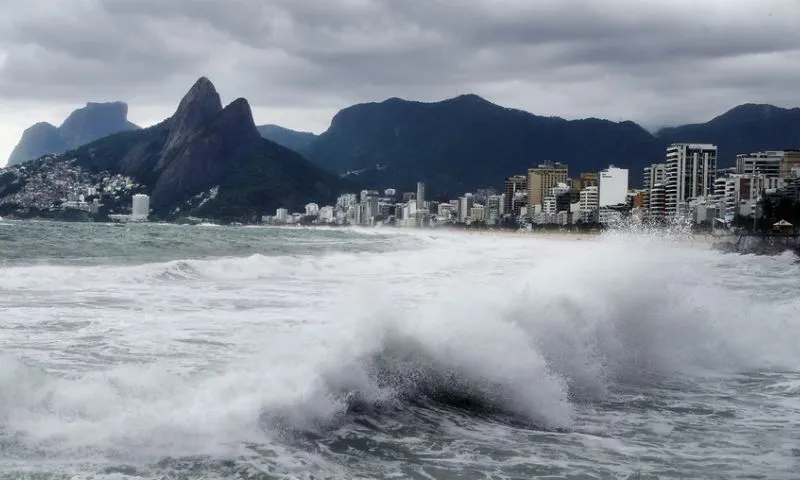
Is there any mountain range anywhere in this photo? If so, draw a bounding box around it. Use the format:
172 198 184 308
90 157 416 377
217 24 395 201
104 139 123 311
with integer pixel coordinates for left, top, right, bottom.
7 84 800 197
296 97 800 193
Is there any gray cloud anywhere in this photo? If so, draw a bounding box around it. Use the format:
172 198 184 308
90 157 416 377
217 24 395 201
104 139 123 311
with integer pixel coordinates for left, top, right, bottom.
1 0 799 130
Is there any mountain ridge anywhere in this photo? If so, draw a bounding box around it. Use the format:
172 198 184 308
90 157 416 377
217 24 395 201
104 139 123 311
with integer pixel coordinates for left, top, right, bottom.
301 96 800 192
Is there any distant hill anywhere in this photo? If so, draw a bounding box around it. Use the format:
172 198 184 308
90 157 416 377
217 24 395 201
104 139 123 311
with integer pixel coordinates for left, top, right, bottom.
655 103 800 162
256 124 317 153
9 78 354 222
8 102 139 166
299 96 800 194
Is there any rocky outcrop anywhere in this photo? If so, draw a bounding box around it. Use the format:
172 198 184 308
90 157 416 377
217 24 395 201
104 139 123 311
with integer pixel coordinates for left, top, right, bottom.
59 102 138 147
7 123 65 165
8 102 139 166
158 77 223 168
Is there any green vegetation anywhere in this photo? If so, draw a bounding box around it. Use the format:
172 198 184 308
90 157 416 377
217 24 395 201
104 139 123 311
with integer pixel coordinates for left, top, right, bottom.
730 196 800 233
196 140 357 222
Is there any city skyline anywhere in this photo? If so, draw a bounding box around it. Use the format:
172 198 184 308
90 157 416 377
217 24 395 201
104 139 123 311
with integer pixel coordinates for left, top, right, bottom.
260 143 800 230
2 1 800 165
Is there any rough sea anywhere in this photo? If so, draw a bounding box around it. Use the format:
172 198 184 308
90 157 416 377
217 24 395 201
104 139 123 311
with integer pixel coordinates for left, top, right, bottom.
1 220 799 479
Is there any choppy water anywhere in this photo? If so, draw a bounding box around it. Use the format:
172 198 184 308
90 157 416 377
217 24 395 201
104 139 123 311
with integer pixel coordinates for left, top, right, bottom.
1 220 799 479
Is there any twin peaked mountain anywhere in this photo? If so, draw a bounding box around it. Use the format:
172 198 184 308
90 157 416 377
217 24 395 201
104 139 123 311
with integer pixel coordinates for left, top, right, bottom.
31 78 352 219
8 77 800 212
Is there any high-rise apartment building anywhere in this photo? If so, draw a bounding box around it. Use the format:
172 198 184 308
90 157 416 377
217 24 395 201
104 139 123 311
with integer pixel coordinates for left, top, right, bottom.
665 143 717 216
504 175 527 218
416 182 426 210
527 162 568 214
458 194 474 223
643 163 666 217
736 151 783 178
643 163 666 190
579 186 599 223
598 166 629 207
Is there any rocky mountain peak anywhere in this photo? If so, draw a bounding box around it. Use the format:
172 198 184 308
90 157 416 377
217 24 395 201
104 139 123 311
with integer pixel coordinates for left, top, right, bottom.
160 77 224 161
216 97 260 138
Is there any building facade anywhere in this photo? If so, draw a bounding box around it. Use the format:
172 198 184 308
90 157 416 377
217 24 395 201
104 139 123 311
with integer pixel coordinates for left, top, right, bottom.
504 175 527 218
527 162 568 214
579 186 599 223
131 194 150 221
736 151 783 178
598 166 629 207
665 143 717 217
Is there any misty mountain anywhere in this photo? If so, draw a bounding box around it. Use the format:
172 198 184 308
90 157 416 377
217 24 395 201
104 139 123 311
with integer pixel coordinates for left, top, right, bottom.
8 102 139 166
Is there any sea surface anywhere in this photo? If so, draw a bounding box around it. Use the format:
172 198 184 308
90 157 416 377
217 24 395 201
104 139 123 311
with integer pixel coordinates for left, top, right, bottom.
1 220 799 479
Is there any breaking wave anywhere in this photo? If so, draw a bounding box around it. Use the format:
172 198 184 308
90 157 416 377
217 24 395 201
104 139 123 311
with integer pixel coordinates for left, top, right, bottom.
1 228 799 469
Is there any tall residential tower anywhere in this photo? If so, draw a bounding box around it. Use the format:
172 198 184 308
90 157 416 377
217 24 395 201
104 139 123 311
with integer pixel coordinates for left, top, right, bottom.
665 143 717 216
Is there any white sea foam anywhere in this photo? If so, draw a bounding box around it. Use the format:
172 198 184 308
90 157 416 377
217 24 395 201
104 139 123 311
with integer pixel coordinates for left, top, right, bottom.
1 228 799 475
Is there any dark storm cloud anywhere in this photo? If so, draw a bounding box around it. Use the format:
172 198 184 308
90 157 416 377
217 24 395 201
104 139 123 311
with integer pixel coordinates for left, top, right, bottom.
0 0 799 126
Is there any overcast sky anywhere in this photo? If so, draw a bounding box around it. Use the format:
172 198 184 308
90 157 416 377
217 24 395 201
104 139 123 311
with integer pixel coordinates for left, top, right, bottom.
1 0 799 166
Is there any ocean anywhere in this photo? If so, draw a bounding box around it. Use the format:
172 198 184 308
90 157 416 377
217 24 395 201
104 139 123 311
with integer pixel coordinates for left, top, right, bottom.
1 220 799 479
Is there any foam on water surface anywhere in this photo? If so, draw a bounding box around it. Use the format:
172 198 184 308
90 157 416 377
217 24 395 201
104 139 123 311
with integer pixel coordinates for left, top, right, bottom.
1 222 799 478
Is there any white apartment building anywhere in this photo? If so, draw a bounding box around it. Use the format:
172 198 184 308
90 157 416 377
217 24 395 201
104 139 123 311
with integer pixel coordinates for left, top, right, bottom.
648 184 667 218
736 151 783 178
485 195 503 225
305 203 319 216
579 185 599 223
598 166 629 207
275 208 289 222
131 194 149 221
471 204 485 222
416 182 425 210
318 206 335 223
458 194 474 223
665 143 717 217
643 163 666 214
336 193 357 210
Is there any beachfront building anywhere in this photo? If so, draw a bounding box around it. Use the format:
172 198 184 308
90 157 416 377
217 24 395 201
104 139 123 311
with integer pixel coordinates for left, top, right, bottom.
131 194 149 221
736 151 783 178
504 175 527 218
598 166 629 207
458 194 474 223
579 185 599 223
527 162 568 216
665 143 717 217
643 163 666 217
318 206 335 223
305 203 320 216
